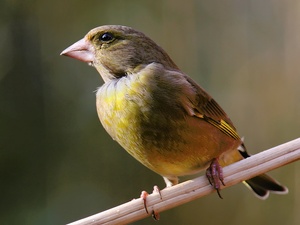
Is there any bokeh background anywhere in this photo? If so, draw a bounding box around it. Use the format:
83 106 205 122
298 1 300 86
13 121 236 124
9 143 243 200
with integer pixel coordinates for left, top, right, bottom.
1 0 299 224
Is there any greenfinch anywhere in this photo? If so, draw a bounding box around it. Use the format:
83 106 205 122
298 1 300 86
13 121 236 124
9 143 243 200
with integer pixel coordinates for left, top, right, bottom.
61 25 288 199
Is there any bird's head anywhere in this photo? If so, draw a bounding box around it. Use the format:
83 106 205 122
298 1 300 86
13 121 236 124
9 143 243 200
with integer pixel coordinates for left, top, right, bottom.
61 25 178 82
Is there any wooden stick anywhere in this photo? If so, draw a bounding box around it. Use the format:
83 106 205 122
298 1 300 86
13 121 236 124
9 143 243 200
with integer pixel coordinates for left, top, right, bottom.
67 138 300 225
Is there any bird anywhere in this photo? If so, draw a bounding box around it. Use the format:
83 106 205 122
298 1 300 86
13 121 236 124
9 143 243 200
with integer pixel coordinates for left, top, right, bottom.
61 25 288 201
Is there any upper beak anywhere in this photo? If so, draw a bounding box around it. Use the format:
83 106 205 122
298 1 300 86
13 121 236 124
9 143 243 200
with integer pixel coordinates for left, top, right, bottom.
60 38 95 63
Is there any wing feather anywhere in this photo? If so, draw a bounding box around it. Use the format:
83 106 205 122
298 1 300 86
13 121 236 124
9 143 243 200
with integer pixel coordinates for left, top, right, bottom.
183 75 240 140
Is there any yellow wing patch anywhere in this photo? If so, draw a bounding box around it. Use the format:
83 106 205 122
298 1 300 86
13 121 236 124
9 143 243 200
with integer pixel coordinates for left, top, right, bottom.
194 113 240 140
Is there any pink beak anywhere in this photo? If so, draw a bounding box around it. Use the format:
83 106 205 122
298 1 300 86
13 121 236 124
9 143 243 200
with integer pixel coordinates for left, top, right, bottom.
60 38 95 63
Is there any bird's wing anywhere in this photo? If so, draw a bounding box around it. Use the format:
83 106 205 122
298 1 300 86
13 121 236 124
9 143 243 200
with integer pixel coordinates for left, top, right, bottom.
183 75 240 140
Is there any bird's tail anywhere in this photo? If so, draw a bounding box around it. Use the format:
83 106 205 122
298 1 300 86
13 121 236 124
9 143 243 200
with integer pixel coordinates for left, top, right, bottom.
238 141 288 199
244 174 288 199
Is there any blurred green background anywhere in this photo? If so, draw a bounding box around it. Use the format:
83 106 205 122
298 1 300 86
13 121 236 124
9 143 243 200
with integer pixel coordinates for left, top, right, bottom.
1 0 299 224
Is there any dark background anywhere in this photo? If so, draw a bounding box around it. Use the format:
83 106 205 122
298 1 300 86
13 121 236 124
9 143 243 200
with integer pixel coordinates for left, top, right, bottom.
1 1 299 224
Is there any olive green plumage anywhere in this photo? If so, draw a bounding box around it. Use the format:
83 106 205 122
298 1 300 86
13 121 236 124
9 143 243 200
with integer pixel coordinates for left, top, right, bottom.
61 25 288 198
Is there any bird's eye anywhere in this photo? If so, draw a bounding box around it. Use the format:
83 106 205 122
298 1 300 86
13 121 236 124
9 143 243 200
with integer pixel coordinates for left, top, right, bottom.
99 33 114 42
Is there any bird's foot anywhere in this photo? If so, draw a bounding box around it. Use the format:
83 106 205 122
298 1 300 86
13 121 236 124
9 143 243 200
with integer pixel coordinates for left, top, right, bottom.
140 185 162 220
206 158 225 199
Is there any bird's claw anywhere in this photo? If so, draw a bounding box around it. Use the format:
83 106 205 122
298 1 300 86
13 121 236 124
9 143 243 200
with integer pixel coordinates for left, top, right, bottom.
152 210 160 220
140 191 150 214
206 158 225 199
140 185 162 220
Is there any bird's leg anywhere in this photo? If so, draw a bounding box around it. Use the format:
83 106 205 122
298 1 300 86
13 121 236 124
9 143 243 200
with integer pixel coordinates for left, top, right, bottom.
206 158 225 199
140 185 162 220
163 176 178 187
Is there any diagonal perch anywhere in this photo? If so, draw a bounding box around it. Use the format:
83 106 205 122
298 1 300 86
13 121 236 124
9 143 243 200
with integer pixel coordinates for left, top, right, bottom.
67 138 300 225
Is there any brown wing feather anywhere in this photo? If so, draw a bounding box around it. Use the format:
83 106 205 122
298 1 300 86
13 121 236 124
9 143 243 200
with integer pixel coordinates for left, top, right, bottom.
184 75 240 140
